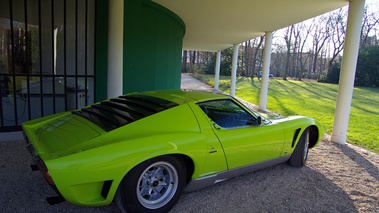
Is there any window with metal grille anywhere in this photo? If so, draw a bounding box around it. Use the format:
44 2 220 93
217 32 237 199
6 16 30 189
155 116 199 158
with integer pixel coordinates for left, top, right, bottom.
0 0 96 131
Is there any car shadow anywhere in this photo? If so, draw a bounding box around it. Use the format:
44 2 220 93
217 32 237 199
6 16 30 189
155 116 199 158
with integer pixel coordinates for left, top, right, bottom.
173 163 358 213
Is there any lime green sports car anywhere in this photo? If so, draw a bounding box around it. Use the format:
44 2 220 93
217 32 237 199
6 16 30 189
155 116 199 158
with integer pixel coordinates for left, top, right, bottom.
23 90 323 213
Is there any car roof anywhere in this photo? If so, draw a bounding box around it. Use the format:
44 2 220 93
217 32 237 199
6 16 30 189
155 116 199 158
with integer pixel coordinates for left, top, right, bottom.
137 90 229 104
71 90 230 132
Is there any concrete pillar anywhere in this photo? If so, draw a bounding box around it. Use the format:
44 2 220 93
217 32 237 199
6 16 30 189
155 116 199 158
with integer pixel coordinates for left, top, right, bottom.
259 32 273 111
230 44 239 97
331 0 366 145
214 51 221 90
107 0 124 98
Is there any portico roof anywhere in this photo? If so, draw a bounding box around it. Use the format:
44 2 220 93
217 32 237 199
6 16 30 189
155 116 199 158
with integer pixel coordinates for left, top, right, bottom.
153 0 349 51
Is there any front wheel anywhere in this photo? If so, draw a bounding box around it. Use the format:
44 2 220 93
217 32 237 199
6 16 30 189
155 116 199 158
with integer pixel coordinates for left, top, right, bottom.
289 128 310 167
115 156 186 213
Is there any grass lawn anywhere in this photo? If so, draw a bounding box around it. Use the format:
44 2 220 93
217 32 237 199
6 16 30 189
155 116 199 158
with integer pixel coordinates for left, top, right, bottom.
191 74 379 153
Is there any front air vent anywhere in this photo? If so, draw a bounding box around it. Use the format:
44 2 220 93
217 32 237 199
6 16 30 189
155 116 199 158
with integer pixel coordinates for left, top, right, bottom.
72 95 178 132
292 128 302 148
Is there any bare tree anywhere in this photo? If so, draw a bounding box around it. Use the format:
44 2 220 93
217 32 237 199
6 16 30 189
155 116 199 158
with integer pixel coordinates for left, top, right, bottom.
283 25 294 80
271 43 286 76
249 36 264 78
328 8 347 67
360 2 379 48
189 51 196 73
311 15 331 80
297 21 314 80
243 40 250 76
181 50 187 72
292 24 302 78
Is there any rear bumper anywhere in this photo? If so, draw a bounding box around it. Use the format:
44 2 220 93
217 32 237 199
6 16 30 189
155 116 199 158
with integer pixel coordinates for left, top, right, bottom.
23 131 62 198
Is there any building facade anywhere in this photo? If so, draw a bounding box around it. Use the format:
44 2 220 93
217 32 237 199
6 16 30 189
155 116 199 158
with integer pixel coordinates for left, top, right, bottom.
0 0 185 131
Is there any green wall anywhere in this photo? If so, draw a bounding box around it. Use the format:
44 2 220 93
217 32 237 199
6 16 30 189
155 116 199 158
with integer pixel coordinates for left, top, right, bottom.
95 0 109 102
123 0 185 93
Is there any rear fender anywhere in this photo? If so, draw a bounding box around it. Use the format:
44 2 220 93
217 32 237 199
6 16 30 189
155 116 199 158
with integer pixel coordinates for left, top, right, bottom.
45 132 226 206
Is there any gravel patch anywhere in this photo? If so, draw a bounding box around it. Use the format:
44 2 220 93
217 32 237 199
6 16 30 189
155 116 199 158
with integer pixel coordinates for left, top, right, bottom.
1 138 377 213
171 137 379 213
0 74 377 212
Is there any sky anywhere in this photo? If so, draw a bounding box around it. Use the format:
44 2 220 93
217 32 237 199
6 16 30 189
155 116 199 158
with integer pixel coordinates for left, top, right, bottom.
271 0 378 55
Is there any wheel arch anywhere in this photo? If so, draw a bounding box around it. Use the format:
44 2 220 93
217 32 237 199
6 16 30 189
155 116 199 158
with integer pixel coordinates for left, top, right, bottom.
171 154 195 184
114 154 191 212
127 154 195 185
115 153 195 193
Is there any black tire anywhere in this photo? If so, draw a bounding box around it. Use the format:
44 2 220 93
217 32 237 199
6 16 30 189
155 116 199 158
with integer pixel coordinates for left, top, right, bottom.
289 128 310 167
115 156 186 213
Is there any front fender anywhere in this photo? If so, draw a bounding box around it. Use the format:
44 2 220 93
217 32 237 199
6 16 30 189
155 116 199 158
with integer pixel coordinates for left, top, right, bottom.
272 116 324 155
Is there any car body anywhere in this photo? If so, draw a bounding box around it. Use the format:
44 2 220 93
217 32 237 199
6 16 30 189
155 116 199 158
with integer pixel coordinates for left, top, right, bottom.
258 71 274 78
23 90 323 212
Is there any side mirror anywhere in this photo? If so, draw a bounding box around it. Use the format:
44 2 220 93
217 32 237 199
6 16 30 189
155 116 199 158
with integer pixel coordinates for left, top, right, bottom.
257 116 262 125
247 116 262 126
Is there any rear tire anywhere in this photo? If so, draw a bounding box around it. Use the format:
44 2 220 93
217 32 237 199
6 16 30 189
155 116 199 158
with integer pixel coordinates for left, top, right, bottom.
115 156 186 213
289 128 310 167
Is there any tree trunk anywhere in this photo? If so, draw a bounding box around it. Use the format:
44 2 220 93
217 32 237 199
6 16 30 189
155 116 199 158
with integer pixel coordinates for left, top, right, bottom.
251 36 264 78
299 52 303 81
312 44 318 79
189 51 193 73
283 25 294 80
181 50 187 73
244 41 250 76
189 51 196 73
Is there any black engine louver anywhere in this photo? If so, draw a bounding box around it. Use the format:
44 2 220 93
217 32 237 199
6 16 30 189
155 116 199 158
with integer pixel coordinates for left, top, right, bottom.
72 95 178 132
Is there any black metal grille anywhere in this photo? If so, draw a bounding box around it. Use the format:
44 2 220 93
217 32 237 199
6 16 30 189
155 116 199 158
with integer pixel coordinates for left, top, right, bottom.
0 0 96 131
72 95 179 132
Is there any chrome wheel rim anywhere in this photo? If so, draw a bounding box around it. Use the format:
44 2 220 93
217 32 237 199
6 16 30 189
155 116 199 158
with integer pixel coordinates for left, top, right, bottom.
136 161 178 209
304 131 309 161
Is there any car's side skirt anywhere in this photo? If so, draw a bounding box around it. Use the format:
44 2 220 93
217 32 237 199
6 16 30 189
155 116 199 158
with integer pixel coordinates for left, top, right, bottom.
185 155 291 192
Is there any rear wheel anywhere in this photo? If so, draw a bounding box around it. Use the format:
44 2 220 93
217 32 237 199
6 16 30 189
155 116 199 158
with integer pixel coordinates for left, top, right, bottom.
115 156 186 213
289 128 310 167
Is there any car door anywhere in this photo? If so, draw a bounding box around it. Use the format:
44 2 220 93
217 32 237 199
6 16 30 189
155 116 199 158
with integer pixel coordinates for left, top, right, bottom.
197 99 285 170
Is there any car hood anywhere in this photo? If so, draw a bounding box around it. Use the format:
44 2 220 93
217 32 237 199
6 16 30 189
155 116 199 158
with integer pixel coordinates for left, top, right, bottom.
23 112 104 160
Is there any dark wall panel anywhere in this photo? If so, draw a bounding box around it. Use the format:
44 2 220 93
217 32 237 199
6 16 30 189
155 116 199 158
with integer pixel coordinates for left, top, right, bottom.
123 0 185 94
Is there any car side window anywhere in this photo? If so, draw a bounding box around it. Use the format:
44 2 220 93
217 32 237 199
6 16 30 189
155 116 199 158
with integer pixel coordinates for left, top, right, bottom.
197 99 257 129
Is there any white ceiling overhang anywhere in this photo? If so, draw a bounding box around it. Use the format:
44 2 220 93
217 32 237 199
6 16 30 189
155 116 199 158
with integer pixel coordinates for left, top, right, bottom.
152 0 349 51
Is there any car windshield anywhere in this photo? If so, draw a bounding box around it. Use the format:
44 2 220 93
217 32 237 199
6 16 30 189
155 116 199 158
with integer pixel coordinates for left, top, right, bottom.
232 99 273 124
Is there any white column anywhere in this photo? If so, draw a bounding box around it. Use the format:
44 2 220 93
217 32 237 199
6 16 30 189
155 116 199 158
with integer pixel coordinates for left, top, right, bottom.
214 51 221 90
259 32 273 111
107 0 124 99
230 44 239 97
332 0 365 145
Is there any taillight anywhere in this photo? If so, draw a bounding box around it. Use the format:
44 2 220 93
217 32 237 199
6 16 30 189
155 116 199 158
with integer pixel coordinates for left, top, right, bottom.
36 158 55 185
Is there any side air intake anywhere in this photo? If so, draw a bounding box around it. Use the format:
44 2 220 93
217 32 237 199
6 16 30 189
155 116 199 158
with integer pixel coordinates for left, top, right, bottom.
292 128 301 148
